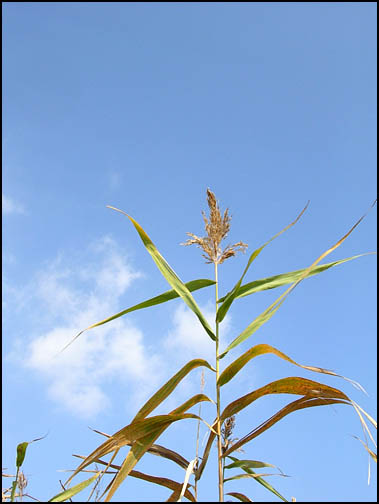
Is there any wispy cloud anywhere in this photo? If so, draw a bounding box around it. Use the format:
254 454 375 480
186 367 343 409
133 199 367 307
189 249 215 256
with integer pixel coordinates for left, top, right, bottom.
2 194 25 215
164 302 231 365
6 236 165 419
6 234 224 420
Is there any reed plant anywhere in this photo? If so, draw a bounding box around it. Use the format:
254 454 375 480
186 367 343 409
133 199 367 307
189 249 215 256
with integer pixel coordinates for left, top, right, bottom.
55 190 376 502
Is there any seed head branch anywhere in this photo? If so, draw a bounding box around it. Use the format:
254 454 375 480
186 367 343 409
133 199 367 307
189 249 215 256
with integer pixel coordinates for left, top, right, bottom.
182 189 247 264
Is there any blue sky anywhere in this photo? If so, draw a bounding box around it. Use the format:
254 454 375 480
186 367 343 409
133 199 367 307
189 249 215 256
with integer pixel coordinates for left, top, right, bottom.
2 2 377 502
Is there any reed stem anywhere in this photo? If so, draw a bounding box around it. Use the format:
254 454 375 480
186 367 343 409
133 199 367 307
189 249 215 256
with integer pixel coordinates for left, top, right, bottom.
215 263 224 502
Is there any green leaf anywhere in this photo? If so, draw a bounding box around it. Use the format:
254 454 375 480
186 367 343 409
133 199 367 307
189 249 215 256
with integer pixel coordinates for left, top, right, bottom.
107 206 216 341
15 442 28 468
226 456 288 502
132 359 215 423
224 458 279 471
218 254 373 302
216 202 309 323
60 278 215 353
49 472 100 502
219 202 377 359
224 472 288 482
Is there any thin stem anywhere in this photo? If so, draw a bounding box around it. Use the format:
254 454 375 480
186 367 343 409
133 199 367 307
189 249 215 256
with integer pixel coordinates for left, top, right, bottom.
194 370 204 501
215 263 224 502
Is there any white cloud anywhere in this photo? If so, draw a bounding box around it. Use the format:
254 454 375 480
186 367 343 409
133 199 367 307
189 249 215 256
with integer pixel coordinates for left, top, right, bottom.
6 234 223 420
164 302 232 365
2 194 25 215
12 236 164 419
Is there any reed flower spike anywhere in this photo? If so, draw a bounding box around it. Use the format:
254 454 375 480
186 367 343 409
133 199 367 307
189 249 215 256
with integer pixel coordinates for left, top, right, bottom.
182 188 248 264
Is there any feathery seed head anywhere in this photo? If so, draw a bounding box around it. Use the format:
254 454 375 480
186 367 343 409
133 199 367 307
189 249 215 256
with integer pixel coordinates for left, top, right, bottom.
182 189 247 264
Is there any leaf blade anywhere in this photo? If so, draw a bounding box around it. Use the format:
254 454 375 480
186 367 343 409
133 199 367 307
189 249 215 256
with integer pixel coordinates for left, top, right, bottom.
49 473 101 502
220 201 377 358
217 202 309 323
219 254 374 302
107 206 216 341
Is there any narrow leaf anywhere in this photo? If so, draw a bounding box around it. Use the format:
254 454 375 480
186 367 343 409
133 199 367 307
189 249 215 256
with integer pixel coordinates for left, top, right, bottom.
217 202 309 323
220 200 377 359
107 206 216 341
219 254 374 302
224 458 280 472
68 394 211 500
49 472 100 502
60 279 215 353
226 491 254 502
73 456 196 502
218 343 364 393
226 456 288 502
132 360 215 423
221 376 349 422
223 397 350 457
177 458 197 502
66 413 203 486
224 472 288 482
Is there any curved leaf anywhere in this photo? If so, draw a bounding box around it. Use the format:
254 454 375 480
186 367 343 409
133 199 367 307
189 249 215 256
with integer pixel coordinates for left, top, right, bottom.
218 343 363 391
49 472 101 502
68 393 212 501
224 472 288 482
216 202 309 323
222 396 350 457
224 458 280 472
195 426 217 482
104 393 214 502
221 376 349 422
73 456 197 503
225 456 288 502
218 254 373 302
60 279 215 353
226 491 254 502
107 206 216 341
132 359 215 423
220 201 377 359
66 413 201 488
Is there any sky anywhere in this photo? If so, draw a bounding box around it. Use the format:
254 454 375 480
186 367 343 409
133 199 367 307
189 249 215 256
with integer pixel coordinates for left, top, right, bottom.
2 2 377 502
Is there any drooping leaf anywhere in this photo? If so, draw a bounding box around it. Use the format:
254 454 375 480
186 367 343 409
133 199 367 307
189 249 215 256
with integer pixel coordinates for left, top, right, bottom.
66 413 202 487
218 254 373 302
132 360 215 423
103 394 213 502
60 279 215 353
73 456 196 502
195 424 217 482
216 202 309 323
224 458 280 472
68 394 212 501
49 472 101 502
221 376 349 422
226 456 288 502
224 472 288 482
107 206 216 341
226 491 254 502
218 343 364 392
222 396 350 457
219 201 377 359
